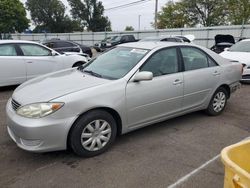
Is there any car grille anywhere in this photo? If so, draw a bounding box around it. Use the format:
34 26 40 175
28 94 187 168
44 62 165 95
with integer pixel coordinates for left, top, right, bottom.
11 99 21 111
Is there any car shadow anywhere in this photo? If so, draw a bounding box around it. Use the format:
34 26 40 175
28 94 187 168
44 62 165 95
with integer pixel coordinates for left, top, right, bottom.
0 85 18 92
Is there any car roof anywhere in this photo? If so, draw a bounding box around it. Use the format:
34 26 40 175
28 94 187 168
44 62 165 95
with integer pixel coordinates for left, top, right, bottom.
119 41 192 50
0 40 40 44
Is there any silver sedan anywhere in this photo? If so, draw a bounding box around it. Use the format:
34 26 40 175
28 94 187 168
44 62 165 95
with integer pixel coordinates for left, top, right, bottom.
6 42 242 157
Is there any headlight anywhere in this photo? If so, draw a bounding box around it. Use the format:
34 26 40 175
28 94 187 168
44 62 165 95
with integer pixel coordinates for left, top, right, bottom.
17 103 64 118
106 43 112 47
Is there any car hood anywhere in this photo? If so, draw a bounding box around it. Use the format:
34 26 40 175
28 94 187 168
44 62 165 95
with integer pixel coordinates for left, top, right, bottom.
215 35 235 44
220 51 250 65
12 69 110 105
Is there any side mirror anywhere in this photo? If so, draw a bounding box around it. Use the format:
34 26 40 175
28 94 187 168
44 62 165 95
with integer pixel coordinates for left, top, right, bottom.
51 51 57 56
133 71 153 82
224 47 229 51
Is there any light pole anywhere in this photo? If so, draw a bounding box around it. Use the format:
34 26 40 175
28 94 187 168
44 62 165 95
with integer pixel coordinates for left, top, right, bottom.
155 0 158 30
138 15 141 31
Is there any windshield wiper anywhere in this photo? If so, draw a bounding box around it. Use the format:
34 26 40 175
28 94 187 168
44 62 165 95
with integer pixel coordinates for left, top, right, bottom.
83 70 103 78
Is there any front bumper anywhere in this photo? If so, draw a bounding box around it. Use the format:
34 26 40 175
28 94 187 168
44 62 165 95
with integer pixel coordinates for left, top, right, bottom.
241 68 250 83
6 99 76 152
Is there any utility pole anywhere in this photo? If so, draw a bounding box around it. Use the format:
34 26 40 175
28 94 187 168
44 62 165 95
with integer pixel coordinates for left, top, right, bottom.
138 15 141 31
154 0 158 30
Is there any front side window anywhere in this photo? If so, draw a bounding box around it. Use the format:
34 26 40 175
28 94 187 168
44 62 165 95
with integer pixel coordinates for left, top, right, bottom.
19 44 51 56
0 44 17 56
140 48 179 77
82 47 149 79
181 47 209 71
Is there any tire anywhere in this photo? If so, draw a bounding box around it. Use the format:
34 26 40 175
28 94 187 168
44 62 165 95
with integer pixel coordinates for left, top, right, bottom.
206 87 228 116
72 62 85 68
69 110 117 157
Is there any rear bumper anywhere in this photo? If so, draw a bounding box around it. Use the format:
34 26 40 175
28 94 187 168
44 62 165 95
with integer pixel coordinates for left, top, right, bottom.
241 74 250 83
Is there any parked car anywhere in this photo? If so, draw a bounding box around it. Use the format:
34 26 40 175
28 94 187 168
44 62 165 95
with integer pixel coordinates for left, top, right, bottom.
95 35 138 50
140 35 195 43
210 34 235 54
220 39 250 83
43 39 93 57
140 36 184 42
7 42 241 157
0 40 88 87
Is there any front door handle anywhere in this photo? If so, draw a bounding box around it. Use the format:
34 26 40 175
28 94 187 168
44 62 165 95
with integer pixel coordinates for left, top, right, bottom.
27 61 33 64
173 79 183 85
213 71 220 76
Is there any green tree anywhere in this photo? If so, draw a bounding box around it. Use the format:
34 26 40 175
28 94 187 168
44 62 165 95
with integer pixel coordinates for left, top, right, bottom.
68 0 111 32
227 0 250 25
156 1 195 29
181 0 227 27
0 0 29 34
125 26 134 31
26 0 79 33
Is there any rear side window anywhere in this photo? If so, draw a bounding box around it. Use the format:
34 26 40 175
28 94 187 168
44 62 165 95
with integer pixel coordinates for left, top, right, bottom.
0 44 17 56
56 41 75 48
180 47 209 71
19 44 51 56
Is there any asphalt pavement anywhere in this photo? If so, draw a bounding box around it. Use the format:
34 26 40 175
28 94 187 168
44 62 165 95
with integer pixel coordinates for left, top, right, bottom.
0 84 249 188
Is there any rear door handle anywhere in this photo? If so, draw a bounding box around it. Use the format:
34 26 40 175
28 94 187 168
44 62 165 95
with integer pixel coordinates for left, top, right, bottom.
27 61 33 64
173 79 183 85
213 71 220 76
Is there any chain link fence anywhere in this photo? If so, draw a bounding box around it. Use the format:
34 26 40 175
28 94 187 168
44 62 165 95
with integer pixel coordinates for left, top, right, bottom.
10 25 250 48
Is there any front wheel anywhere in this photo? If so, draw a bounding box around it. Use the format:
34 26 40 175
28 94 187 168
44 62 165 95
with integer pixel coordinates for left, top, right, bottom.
206 87 228 116
69 110 117 157
72 62 85 68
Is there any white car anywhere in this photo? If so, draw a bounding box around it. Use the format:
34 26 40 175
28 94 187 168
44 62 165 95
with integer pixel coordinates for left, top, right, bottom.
220 39 250 83
0 40 88 87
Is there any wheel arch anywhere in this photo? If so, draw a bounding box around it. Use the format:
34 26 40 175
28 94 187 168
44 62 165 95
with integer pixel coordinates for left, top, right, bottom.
72 61 86 68
67 107 123 149
218 84 230 99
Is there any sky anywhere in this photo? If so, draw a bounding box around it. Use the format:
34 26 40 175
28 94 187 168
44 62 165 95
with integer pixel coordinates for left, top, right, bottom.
20 0 167 31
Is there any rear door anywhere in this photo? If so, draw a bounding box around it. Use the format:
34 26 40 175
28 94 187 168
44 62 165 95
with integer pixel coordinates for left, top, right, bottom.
180 47 221 110
18 43 60 80
126 47 184 128
0 43 26 86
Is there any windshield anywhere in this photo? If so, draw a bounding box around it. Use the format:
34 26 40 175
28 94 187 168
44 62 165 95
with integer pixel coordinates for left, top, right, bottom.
112 36 121 42
229 41 250 52
81 47 149 79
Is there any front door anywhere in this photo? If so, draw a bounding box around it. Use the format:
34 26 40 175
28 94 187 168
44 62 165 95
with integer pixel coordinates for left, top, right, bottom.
126 47 184 128
18 43 59 80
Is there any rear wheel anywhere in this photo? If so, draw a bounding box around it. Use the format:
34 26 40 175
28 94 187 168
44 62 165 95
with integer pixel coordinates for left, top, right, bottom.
206 87 228 116
69 110 117 157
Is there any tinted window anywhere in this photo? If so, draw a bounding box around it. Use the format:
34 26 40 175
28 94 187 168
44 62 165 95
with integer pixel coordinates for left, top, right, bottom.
0 44 17 56
181 47 209 71
44 42 55 48
20 44 51 56
141 48 178 77
56 41 75 48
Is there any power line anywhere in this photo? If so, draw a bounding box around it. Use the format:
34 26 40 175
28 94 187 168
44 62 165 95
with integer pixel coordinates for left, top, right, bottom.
105 0 152 11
